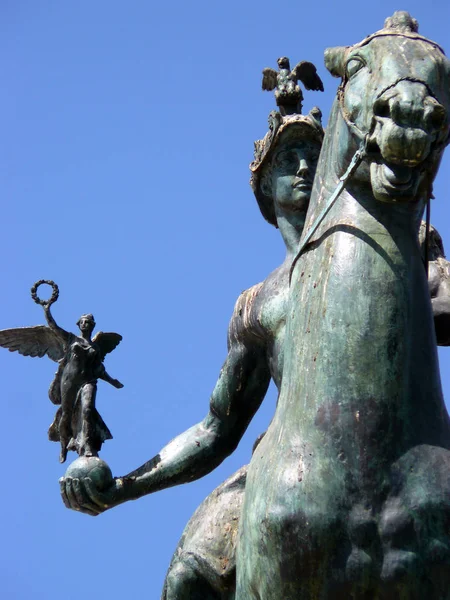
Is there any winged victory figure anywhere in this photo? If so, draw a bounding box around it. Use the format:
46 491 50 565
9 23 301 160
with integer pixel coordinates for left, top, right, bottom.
262 57 324 116
0 280 123 463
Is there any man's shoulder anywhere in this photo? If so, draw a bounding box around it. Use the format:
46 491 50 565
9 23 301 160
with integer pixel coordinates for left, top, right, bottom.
228 282 265 345
228 261 290 345
234 262 288 310
235 282 265 314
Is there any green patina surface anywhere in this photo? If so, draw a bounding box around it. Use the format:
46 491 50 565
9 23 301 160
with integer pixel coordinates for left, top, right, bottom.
238 13 450 599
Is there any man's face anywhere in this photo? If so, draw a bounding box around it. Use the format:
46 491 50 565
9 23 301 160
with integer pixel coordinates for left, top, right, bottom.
271 142 320 215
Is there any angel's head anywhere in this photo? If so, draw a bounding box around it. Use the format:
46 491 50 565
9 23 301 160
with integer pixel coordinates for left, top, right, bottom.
77 314 96 335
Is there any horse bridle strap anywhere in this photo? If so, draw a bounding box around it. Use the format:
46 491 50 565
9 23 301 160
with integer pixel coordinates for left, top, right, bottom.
289 140 367 285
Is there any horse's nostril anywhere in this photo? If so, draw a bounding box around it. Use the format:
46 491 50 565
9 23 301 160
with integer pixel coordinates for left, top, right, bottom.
373 98 390 118
425 101 447 132
366 136 381 156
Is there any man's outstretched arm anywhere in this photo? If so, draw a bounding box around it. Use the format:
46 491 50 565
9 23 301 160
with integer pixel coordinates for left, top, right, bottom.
61 291 271 515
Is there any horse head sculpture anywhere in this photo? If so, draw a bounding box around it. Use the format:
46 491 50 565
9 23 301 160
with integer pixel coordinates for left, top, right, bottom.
324 11 449 204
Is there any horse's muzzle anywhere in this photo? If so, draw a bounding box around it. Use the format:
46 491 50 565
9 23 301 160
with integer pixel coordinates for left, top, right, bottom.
370 80 447 167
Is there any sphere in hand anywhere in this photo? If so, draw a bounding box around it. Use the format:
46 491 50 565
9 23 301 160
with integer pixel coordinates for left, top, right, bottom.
64 456 113 491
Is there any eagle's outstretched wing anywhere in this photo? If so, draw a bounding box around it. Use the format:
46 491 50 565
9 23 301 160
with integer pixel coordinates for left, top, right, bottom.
0 326 67 362
262 67 279 91
92 332 122 360
291 61 324 91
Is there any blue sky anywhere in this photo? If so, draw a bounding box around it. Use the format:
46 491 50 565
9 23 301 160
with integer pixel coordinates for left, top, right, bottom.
2 1 450 598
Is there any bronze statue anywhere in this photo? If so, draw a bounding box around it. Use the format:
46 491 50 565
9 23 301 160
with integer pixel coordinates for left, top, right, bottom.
0 280 123 463
59 12 450 599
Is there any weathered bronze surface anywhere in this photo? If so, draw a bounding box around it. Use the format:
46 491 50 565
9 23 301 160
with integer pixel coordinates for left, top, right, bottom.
0 280 123 463
57 11 450 598
238 12 450 598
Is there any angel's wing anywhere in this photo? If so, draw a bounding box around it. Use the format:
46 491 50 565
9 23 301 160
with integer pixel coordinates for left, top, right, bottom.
262 67 278 91
92 331 122 360
291 61 324 91
0 326 67 362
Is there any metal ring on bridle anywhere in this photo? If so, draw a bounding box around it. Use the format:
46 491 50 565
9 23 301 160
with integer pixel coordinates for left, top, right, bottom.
31 280 59 307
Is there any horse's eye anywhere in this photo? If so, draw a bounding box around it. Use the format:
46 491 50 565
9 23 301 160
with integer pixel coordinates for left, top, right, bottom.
346 57 365 78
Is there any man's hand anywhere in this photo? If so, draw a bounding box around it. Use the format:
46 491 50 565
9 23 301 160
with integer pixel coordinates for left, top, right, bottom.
60 475 126 516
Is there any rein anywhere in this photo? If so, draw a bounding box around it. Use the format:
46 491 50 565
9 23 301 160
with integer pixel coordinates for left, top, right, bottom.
424 196 431 278
288 72 373 285
289 140 367 285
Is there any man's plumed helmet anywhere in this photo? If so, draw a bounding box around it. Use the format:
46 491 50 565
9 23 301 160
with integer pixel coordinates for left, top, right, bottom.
250 108 324 227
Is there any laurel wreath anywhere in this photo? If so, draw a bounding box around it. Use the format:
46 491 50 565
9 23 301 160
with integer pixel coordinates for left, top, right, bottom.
31 280 60 307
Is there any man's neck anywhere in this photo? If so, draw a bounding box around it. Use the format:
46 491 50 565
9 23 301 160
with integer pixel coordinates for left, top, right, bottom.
276 212 306 259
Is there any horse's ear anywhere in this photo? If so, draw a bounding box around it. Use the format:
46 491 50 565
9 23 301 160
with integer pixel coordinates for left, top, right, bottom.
324 46 348 78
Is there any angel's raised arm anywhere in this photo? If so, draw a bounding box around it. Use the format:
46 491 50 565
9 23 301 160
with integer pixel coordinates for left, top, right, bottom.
43 304 72 346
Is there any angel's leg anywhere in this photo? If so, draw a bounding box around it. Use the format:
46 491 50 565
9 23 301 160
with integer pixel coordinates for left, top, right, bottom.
79 382 98 457
59 385 77 463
